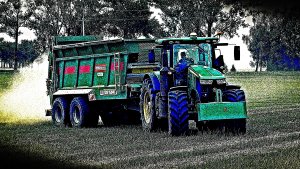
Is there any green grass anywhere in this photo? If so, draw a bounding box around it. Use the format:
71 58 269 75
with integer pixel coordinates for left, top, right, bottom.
226 71 300 108
0 72 14 93
0 71 300 169
0 72 15 122
201 145 300 169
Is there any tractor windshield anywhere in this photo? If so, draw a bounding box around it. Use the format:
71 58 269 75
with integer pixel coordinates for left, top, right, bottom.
173 44 212 67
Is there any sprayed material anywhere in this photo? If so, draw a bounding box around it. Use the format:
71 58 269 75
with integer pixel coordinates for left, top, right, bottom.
0 54 51 122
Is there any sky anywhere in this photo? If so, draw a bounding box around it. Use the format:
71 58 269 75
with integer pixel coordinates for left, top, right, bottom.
0 6 255 71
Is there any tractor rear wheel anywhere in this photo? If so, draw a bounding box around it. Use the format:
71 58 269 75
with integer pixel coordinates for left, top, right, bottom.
168 91 189 136
52 97 70 127
70 97 96 128
140 79 157 131
223 89 247 135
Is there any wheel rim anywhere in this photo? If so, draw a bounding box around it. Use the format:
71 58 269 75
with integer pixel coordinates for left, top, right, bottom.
54 106 62 123
143 91 151 124
73 106 80 124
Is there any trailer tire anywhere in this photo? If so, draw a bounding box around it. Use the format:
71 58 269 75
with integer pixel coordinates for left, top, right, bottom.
52 97 70 127
223 89 246 134
168 91 189 136
140 79 157 131
69 97 92 128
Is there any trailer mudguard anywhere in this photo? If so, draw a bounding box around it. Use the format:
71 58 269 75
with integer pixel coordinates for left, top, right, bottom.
53 89 94 96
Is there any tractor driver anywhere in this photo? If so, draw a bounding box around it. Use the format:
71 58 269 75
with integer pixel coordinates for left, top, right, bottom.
174 51 194 86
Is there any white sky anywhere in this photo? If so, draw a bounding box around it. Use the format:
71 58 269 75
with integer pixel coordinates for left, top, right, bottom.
0 6 254 71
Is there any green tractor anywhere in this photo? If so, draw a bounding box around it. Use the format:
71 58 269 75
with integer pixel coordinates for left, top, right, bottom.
140 33 247 136
46 33 247 136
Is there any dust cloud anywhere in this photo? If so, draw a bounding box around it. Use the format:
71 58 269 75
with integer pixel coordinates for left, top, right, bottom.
0 54 51 121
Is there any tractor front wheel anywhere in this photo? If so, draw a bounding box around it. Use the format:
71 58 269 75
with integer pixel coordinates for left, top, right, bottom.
223 89 247 135
168 91 189 136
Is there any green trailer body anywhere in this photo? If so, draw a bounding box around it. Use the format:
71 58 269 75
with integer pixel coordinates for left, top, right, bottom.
56 52 128 100
47 36 158 103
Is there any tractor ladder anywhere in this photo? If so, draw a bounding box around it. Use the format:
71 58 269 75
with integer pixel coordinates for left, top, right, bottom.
113 52 121 93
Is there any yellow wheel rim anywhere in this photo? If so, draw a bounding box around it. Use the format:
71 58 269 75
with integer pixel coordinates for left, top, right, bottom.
143 91 151 124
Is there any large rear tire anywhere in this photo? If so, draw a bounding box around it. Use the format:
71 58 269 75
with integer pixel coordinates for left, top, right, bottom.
52 97 70 127
168 91 189 136
140 79 157 131
223 89 246 135
70 97 95 128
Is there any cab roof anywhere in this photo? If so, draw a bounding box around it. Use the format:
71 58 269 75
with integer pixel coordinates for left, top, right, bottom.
156 37 219 45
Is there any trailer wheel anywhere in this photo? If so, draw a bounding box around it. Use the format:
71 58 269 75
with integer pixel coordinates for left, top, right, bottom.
168 91 189 136
52 97 70 127
69 97 92 128
223 89 247 134
140 79 157 131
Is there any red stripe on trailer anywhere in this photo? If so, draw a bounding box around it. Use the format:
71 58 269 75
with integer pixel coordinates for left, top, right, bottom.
79 65 90 73
65 66 76 74
110 62 124 71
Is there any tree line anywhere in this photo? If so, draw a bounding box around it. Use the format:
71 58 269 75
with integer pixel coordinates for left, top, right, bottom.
0 38 39 69
0 0 299 71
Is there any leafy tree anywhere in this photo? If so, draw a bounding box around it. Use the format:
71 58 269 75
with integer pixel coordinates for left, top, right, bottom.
243 13 300 71
0 39 14 68
0 0 35 70
154 0 248 38
17 40 39 66
0 40 38 68
102 0 164 38
29 0 164 52
28 0 80 52
29 0 100 52
224 0 300 71
242 14 270 71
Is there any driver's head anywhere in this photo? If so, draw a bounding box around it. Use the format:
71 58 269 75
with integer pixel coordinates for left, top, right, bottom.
180 52 187 59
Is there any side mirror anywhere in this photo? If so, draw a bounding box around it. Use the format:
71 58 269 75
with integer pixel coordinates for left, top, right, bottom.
213 55 225 73
234 46 240 60
148 49 155 63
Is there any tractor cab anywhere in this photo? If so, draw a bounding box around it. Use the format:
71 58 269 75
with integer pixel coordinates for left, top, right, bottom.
173 43 212 67
154 34 239 73
153 34 237 88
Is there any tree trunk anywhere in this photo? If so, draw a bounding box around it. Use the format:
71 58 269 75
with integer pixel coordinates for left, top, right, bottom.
123 28 129 39
207 22 212 37
259 60 263 72
255 58 259 72
14 11 19 71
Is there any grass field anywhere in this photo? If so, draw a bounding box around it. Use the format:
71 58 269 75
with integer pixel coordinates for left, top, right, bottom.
0 71 300 169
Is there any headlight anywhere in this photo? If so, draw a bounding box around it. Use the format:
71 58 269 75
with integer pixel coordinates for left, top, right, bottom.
216 79 226 85
200 79 213 85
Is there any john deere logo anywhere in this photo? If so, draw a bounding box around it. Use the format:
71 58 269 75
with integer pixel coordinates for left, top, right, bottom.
224 107 228 112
